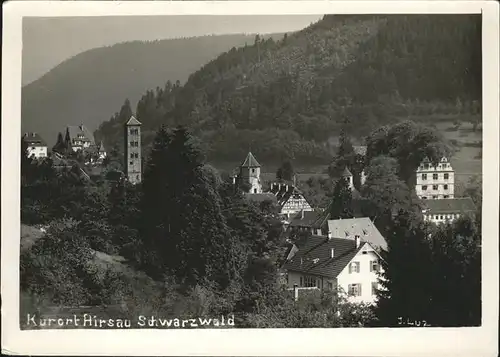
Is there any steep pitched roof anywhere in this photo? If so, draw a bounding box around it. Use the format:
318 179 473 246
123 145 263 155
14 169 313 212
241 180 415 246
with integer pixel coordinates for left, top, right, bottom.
67 125 95 145
244 193 277 203
283 235 365 278
289 210 328 229
98 141 106 153
270 184 311 208
327 217 387 251
342 166 353 177
23 132 46 146
240 152 261 168
126 116 142 126
420 197 476 214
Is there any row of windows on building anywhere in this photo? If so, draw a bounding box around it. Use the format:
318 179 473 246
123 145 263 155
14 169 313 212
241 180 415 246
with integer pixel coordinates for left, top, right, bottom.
421 195 451 199
130 141 139 147
129 129 139 135
425 213 460 221
419 163 451 170
348 282 379 296
421 173 451 180
129 152 139 159
348 260 379 274
421 184 451 191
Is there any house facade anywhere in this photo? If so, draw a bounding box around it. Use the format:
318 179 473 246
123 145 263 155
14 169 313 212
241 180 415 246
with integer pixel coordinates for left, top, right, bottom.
421 197 476 224
270 182 313 219
283 235 383 304
416 157 455 199
23 132 47 158
67 124 95 152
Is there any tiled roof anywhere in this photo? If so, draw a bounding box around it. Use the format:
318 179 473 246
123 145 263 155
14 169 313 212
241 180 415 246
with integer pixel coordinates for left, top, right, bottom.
126 116 142 126
67 125 95 145
421 197 476 214
289 210 328 229
240 152 261 168
270 183 311 208
327 217 387 250
353 146 367 156
244 193 277 203
23 132 46 146
342 166 353 177
283 235 364 278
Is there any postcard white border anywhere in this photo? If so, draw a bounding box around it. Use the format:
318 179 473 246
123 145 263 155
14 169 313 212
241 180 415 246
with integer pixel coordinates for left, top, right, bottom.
2 1 499 356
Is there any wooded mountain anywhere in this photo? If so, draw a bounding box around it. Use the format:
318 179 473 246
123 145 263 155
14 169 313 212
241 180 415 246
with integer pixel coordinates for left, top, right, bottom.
96 14 481 167
22 34 282 146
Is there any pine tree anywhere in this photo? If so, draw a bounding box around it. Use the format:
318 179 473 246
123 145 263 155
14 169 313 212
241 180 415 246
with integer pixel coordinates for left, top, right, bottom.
375 210 434 327
328 177 353 219
52 132 65 153
141 126 240 287
118 99 133 124
64 128 72 153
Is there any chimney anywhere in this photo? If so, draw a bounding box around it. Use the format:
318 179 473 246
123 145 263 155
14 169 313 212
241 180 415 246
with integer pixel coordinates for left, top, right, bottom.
293 284 299 301
330 248 335 258
327 231 332 239
355 235 360 248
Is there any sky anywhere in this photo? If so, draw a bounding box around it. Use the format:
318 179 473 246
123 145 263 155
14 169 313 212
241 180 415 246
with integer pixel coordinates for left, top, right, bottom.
22 15 323 85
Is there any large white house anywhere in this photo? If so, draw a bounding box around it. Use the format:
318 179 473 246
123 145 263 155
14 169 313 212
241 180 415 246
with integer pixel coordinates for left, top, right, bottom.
415 157 455 199
23 132 47 159
282 234 383 305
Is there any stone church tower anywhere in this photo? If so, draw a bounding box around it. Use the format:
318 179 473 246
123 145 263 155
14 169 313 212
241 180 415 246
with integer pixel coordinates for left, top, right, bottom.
239 152 262 194
124 116 142 184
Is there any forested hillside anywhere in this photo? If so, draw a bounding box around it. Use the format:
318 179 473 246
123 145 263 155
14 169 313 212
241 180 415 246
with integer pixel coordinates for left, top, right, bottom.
22 34 282 146
96 14 481 167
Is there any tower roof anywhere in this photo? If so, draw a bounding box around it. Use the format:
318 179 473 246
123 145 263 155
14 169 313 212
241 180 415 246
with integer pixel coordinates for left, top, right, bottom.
126 116 142 126
342 166 353 177
98 141 106 152
241 152 261 168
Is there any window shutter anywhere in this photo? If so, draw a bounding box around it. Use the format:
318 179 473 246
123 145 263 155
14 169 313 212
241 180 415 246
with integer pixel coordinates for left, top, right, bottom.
358 284 362 296
349 264 352 274
369 261 373 272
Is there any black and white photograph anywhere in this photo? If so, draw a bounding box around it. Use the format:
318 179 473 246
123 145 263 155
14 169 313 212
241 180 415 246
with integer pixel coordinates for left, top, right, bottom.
2 1 499 356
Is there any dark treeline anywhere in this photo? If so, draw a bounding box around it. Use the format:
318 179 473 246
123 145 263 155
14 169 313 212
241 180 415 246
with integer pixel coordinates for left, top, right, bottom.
96 14 481 165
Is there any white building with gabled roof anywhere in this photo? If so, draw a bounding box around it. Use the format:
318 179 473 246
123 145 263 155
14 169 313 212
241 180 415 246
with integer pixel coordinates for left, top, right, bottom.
416 156 455 200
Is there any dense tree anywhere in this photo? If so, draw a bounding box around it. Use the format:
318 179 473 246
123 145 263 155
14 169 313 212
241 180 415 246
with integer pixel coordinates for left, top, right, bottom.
328 177 354 219
375 209 434 327
52 132 65 154
426 215 481 326
140 126 242 287
365 121 451 185
375 210 481 327
361 156 415 236
276 160 295 182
